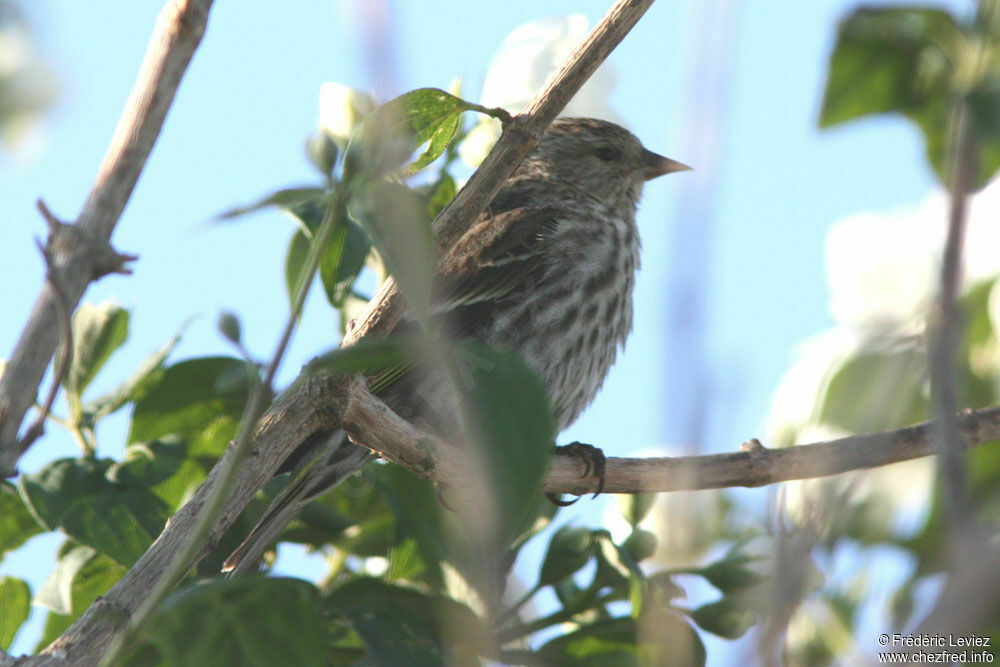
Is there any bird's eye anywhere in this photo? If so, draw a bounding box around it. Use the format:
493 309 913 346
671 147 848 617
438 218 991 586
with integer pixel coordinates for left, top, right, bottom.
594 147 621 162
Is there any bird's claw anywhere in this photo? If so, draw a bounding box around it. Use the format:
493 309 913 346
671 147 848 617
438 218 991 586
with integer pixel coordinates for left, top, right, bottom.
546 441 606 506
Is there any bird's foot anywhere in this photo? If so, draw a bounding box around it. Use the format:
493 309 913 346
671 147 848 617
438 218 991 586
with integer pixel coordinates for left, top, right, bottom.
545 441 606 506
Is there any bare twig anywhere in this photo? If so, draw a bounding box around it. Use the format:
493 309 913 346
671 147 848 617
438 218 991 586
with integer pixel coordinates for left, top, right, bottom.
0 0 214 476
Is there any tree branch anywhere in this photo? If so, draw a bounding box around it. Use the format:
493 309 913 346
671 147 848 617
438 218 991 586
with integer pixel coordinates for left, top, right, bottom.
10 3 659 663
341 0 656 346
0 0 214 476
343 382 1000 495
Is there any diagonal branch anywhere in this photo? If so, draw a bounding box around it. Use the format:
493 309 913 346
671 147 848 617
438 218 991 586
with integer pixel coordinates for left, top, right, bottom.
0 0 215 477
341 0 657 346
18 1 657 665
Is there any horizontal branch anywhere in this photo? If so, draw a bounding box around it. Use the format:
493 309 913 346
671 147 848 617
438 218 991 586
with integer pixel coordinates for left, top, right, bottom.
343 379 1000 495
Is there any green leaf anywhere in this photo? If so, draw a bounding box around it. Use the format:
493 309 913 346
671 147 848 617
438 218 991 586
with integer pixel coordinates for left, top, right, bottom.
305 130 338 177
690 597 757 639
621 528 657 564
698 552 767 593
35 547 126 650
81 323 183 423
539 526 594 587
455 342 555 544
820 8 1000 188
537 613 705 667
215 187 327 222
817 343 928 434
423 173 457 218
320 218 372 308
283 199 371 310
217 311 242 345
123 578 327 667
108 436 187 491
58 302 129 398
0 481 43 562
0 576 30 651
19 458 169 566
819 8 958 127
306 335 426 377
127 357 251 509
127 357 248 447
325 578 486 666
343 88 474 182
348 181 433 323
618 492 657 527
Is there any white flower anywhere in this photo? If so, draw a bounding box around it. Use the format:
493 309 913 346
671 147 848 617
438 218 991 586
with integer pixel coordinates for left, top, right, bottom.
318 82 376 147
825 178 1000 335
460 15 620 167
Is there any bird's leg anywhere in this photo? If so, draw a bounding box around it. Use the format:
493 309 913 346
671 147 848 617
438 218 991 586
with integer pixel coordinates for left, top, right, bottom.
545 441 607 506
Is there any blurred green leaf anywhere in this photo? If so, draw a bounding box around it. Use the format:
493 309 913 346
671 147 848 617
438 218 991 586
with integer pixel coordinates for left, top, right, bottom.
820 7 1000 188
690 598 756 639
306 130 338 177
820 8 958 128
423 172 457 218
108 436 187 491
0 481 43 562
215 187 326 222
325 578 485 666
35 546 126 650
19 458 168 567
217 311 242 345
539 526 594 587
621 529 657 564
123 578 327 667
619 493 657 527
348 181 433 323
57 302 129 399
456 342 555 544
698 552 767 594
81 324 183 423
537 613 705 667
126 357 250 509
818 343 927 434
0 576 30 651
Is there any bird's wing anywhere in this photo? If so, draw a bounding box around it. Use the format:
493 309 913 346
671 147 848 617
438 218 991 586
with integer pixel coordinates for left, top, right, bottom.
368 204 567 394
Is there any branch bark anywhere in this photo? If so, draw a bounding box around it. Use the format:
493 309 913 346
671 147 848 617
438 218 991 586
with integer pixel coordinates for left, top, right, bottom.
13 1 658 664
345 382 1000 495
0 0 214 476
341 0 657 346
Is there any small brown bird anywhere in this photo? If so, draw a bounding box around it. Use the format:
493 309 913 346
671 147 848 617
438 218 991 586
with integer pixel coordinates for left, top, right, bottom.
223 117 689 574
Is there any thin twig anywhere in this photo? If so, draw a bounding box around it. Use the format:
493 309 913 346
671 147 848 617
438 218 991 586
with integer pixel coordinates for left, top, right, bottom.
17 239 75 454
0 0 214 476
929 101 976 535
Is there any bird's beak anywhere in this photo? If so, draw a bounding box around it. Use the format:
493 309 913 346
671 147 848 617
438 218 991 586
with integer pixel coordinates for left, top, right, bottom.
641 149 692 181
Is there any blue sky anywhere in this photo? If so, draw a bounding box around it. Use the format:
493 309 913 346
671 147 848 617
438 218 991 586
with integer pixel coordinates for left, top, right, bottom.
0 0 972 658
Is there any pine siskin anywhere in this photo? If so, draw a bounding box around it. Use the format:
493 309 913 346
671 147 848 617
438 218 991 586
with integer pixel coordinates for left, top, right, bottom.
223 117 689 575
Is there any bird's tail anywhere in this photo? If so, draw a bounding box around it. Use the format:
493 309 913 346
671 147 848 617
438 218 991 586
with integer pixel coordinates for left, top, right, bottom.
222 430 373 576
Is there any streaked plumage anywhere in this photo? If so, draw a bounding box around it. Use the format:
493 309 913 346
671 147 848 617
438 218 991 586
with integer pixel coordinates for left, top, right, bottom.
223 118 688 575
